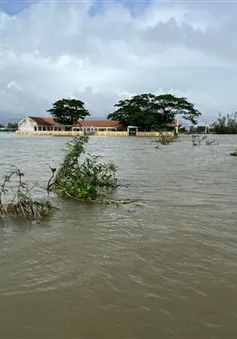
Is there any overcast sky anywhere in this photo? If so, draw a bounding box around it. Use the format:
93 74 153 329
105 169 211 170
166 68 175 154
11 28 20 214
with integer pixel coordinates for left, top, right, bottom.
0 0 237 123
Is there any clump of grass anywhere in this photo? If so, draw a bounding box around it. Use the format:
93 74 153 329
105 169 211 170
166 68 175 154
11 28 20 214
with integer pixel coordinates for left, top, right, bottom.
192 135 218 146
48 136 126 203
0 166 53 221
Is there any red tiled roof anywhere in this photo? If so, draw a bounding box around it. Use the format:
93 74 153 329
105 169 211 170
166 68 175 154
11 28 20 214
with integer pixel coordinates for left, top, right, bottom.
29 117 59 126
29 117 121 127
75 120 121 128
29 116 177 127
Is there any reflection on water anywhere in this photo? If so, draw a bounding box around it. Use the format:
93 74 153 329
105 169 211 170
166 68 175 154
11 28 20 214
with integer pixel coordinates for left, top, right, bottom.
1 133 237 338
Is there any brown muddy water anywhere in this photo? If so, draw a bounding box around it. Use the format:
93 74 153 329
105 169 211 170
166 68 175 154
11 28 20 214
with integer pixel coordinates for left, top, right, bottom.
0 133 237 338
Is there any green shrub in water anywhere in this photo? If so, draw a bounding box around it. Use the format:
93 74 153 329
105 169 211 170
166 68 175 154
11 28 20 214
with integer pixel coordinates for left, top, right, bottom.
48 136 118 202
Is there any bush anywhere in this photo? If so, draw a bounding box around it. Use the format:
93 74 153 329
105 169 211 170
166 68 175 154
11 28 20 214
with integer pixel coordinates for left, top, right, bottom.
0 166 53 221
48 136 118 202
155 133 176 145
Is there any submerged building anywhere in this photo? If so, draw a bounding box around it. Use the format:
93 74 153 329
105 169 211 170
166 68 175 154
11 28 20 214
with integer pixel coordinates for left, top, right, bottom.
17 116 178 136
18 116 121 133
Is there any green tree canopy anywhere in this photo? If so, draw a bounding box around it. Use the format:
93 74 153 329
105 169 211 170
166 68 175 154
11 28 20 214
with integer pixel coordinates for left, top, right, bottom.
47 98 90 125
107 93 201 130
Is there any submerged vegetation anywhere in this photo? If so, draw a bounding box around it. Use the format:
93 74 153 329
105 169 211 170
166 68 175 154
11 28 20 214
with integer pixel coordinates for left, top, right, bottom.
192 135 207 146
0 166 53 221
192 135 218 146
152 133 177 146
158 133 177 145
230 150 237 156
48 136 131 204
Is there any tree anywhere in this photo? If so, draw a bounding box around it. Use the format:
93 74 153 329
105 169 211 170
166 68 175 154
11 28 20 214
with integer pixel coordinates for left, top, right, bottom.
47 98 90 125
107 93 201 131
212 112 237 134
7 122 18 130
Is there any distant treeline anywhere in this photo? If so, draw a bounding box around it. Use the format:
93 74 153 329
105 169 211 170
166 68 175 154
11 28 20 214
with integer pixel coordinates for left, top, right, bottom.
0 122 18 130
211 113 237 134
179 113 237 134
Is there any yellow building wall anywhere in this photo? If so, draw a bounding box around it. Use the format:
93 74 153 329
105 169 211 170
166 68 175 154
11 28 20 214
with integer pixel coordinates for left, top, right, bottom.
16 131 84 136
16 130 175 137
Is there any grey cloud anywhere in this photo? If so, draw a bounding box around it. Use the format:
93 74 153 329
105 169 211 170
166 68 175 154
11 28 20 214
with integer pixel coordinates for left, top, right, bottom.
0 1 237 122
139 17 237 62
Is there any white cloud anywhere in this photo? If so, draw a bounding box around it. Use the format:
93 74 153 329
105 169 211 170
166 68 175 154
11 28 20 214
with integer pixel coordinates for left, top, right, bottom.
0 1 237 123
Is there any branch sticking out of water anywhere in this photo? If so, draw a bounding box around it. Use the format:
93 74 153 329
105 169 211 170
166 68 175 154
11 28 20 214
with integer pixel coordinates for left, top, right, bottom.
192 135 218 146
0 166 53 221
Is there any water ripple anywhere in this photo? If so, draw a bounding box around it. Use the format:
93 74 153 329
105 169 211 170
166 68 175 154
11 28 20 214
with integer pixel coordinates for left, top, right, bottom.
0 134 237 337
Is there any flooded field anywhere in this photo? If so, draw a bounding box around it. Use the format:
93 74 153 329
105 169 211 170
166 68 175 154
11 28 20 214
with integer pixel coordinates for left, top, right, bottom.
0 133 237 338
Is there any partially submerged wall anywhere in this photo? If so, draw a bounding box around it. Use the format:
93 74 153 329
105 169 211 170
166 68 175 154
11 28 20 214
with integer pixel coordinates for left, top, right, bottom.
16 131 84 136
16 130 175 137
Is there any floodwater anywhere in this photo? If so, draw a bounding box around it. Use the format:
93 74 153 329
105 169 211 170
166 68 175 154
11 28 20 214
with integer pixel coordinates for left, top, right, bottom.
0 133 237 338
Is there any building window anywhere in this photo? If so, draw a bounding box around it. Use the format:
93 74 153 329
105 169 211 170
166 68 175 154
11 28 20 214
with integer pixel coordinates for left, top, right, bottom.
34 126 37 131
38 126 42 131
43 126 46 131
